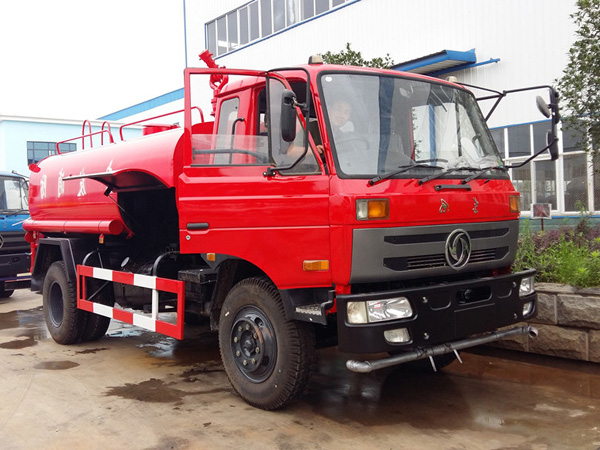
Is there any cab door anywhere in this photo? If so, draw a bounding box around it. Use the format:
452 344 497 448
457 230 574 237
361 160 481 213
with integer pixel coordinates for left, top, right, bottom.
178 74 331 289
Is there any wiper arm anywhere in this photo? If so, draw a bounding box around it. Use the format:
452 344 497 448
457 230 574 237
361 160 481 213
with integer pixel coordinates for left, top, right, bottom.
369 163 444 186
460 166 507 184
418 166 480 185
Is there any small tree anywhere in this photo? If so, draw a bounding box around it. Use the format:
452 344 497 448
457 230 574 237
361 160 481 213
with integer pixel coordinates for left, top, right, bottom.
557 0 600 155
321 43 395 69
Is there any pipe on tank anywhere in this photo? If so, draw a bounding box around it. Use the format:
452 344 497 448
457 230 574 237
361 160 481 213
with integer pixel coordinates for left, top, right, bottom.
23 219 125 235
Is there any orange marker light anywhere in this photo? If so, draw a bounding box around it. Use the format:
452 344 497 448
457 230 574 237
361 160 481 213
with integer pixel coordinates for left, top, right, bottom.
303 260 329 271
356 199 390 220
509 195 520 214
206 253 216 262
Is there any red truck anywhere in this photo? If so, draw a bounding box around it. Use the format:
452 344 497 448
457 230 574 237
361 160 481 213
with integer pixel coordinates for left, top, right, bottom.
25 52 559 410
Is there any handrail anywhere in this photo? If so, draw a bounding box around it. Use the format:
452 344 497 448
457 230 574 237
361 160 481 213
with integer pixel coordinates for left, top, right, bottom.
56 129 115 154
101 121 113 146
81 120 93 150
119 106 205 140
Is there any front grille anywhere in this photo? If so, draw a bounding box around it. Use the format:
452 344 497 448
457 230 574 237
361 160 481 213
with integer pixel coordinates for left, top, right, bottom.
351 221 519 283
0 231 29 255
384 247 509 271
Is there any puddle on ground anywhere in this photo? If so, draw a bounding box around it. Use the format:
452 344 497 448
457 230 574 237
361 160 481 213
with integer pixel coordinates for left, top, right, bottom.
105 377 231 403
34 360 80 370
105 378 188 403
75 348 109 355
0 307 44 332
179 361 224 382
0 326 49 350
143 333 221 366
0 335 37 350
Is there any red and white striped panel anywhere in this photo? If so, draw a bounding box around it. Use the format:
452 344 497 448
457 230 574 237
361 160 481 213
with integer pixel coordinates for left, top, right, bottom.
77 265 185 340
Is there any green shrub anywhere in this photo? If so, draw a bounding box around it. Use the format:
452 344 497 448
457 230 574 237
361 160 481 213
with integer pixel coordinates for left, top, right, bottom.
514 218 600 287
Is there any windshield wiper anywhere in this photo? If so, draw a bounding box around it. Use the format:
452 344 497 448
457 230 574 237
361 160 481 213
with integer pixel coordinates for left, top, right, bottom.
369 163 444 186
460 166 508 184
418 166 481 185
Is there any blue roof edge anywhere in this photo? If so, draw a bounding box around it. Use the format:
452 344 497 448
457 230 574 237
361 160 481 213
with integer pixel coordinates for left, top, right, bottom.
99 88 185 121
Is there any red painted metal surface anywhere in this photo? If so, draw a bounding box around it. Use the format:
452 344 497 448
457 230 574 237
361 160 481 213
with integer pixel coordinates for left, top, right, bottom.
28 128 184 233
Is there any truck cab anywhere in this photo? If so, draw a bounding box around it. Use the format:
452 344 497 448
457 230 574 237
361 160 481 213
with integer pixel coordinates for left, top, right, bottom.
0 171 30 297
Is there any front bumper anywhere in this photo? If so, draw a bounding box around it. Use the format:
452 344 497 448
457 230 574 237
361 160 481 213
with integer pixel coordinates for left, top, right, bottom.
336 269 537 354
0 253 31 278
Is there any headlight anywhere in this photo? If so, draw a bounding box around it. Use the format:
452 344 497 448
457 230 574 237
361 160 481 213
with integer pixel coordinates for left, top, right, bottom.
522 301 534 316
347 297 413 324
519 275 535 297
384 328 411 343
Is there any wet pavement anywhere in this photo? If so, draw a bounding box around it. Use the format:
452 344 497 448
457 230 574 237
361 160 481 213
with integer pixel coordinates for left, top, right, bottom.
1 289 600 450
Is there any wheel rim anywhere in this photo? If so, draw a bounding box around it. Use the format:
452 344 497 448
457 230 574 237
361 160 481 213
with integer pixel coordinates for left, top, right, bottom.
230 306 277 383
48 281 64 327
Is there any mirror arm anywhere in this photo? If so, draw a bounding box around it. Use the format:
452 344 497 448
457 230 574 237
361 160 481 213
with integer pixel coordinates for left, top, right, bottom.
504 137 559 169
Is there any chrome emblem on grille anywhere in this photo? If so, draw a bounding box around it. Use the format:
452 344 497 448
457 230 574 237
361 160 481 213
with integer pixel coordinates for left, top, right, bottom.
473 197 479 214
439 199 449 213
445 229 471 270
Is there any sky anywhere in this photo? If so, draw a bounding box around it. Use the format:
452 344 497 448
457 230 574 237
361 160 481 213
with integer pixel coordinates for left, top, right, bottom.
0 0 185 120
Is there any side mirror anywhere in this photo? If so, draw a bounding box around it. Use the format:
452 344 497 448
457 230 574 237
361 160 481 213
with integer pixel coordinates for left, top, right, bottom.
281 89 297 143
537 89 560 161
536 96 551 118
547 131 559 160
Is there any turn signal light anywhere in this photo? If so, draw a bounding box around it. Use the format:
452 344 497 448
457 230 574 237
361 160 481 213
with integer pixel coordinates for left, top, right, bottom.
356 199 390 220
303 260 329 271
509 195 520 214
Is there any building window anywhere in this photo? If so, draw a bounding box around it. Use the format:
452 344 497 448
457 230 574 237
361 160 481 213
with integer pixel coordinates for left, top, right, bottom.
534 160 557 209
27 141 76 165
498 118 600 215
206 0 352 57
564 153 588 211
507 124 531 158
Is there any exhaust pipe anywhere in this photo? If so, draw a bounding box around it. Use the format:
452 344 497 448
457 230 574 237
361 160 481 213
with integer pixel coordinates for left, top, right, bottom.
346 325 538 373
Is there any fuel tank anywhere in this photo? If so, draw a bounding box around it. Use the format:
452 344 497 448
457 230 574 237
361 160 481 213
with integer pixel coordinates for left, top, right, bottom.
25 129 184 236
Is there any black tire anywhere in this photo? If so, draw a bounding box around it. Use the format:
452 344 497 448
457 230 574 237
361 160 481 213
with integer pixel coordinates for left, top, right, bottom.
81 279 113 342
0 281 14 298
43 261 86 344
218 277 316 410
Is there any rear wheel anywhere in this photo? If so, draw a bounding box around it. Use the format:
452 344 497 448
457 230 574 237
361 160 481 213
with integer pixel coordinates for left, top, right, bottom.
218 277 316 410
43 261 86 344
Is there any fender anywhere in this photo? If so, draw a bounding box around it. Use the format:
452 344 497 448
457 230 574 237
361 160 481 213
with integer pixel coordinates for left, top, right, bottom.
31 237 97 292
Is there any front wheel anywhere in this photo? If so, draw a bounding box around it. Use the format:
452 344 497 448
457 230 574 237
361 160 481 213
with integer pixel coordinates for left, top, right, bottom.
218 277 316 410
43 261 87 344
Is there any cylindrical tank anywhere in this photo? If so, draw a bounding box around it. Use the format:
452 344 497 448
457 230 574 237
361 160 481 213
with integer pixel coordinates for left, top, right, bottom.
26 128 184 236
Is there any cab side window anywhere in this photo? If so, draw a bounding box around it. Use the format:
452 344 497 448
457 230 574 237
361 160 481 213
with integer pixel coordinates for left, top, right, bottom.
191 96 269 166
267 79 320 174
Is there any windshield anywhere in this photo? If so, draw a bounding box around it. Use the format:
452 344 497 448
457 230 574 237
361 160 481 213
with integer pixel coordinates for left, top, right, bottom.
320 73 504 178
0 176 29 213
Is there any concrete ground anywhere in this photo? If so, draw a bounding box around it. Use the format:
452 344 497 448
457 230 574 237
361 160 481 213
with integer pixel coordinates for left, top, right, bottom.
1 289 600 450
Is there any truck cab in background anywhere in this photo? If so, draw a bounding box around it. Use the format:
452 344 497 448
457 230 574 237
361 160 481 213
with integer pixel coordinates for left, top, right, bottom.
0 171 30 297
